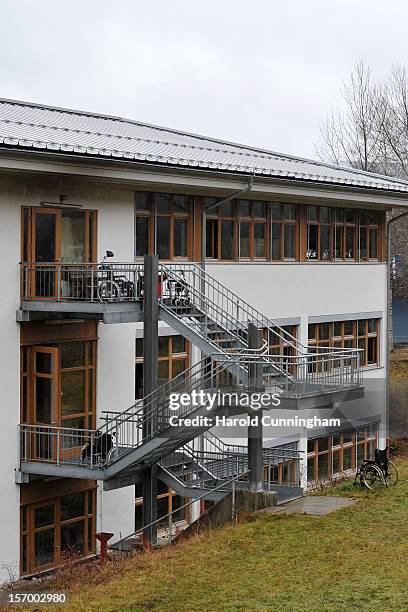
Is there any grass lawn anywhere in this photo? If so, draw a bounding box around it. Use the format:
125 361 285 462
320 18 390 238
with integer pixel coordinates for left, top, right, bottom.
34 458 408 611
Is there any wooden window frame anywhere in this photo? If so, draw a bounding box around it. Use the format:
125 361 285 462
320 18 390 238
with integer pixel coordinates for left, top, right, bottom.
134 191 192 261
305 207 383 262
308 319 380 367
237 200 268 260
307 425 378 483
135 335 190 399
20 340 97 430
20 488 96 576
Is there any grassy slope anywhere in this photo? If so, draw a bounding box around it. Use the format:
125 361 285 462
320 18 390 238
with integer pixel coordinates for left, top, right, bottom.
43 460 408 612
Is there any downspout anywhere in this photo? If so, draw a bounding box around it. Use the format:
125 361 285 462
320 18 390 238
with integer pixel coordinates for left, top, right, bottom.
200 177 254 271
386 210 408 443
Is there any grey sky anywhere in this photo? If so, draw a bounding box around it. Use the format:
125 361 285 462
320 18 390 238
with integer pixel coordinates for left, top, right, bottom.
1 0 406 159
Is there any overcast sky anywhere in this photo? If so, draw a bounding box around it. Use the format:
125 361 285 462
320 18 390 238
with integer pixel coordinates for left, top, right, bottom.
1 0 407 160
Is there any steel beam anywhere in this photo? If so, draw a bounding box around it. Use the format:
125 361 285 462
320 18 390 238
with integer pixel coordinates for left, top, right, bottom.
247 323 264 491
142 254 159 545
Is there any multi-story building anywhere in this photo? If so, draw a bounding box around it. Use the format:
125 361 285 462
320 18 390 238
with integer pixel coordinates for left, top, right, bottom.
0 98 407 580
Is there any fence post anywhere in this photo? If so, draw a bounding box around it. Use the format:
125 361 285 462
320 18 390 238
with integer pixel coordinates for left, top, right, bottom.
231 480 236 521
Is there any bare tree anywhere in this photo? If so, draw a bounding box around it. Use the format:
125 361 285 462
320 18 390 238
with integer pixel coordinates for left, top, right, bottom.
317 59 385 172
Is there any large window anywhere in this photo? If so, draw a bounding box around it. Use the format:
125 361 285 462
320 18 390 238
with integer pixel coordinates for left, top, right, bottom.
306 207 382 261
21 489 96 575
271 204 297 260
135 335 189 399
308 319 380 367
21 340 96 430
307 425 378 483
135 481 186 532
135 192 191 260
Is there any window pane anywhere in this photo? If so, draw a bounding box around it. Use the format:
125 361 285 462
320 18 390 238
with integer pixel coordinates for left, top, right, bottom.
221 221 234 260
284 224 295 259
318 436 329 452
254 224 266 258
61 371 85 416
318 454 329 480
283 204 296 220
344 209 355 223
88 517 94 552
271 204 282 221
308 207 318 221
172 336 186 354
35 529 54 566
320 225 330 260
253 202 266 218
61 343 85 369
307 224 318 259
36 377 52 423
61 210 86 263
174 219 187 257
343 430 353 444
308 324 317 341
135 217 149 257
157 217 170 259
319 207 330 223
220 202 234 217
359 227 368 260
369 228 378 258
158 360 169 386
35 213 56 262
206 220 218 259
307 458 315 481
239 200 251 217
344 320 354 336
271 223 281 260
35 352 51 374
173 194 189 213
135 192 150 211
61 492 85 521
333 322 342 337
335 208 343 223
61 520 85 555
172 358 187 378
368 319 377 334
35 504 55 528
158 337 169 357
345 227 355 258
135 363 144 399
334 226 343 258
368 337 377 364
239 222 250 258
343 446 353 470
156 193 171 213
333 450 341 474
136 338 144 359
319 322 331 340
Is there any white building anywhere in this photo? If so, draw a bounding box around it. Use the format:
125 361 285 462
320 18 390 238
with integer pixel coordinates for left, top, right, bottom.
0 98 406 580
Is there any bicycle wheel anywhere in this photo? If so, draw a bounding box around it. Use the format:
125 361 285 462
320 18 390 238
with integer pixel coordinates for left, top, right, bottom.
383 460 399 487
362 464 385 490
98 280 120 301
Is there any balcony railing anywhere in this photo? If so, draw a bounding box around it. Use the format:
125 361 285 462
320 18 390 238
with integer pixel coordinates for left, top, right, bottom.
20 262 143 302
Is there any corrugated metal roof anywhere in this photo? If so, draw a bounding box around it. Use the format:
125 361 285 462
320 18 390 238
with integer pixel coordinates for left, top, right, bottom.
1 97 408 193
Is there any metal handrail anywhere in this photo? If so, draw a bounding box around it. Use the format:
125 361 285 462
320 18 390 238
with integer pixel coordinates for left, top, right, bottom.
109 469 251 550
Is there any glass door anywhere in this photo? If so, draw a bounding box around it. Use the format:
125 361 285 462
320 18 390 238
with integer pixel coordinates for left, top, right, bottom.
31 208 61 299
32 347 59 460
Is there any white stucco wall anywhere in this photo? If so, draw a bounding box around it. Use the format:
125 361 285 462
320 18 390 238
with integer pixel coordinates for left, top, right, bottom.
0 177 25 581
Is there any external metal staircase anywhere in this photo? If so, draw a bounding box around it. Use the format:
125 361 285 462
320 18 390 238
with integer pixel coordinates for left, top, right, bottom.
18 261 363 496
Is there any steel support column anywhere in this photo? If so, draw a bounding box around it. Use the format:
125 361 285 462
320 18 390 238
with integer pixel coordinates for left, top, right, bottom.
247 323 263 491
142 254 159 545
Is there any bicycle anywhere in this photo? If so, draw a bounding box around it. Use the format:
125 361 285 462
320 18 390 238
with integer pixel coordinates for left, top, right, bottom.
354 446 398 490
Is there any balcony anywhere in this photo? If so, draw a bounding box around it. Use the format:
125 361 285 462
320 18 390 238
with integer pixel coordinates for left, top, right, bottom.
18 262 144 323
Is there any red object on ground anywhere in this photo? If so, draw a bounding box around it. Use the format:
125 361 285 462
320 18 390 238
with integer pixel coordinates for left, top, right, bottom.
95 532 114 564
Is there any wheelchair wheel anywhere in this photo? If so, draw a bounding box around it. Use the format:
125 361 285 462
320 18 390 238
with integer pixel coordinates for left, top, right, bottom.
362 464 385 490
383 460 398 486
98 280 120 301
